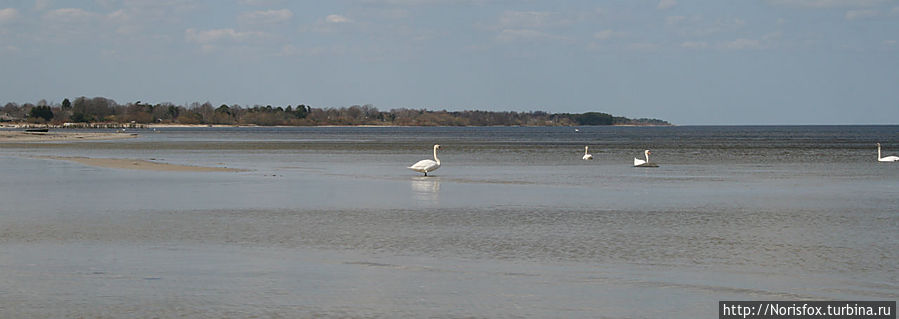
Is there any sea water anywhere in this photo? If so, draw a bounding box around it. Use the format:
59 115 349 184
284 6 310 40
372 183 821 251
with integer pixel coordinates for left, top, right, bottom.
0 126 897 318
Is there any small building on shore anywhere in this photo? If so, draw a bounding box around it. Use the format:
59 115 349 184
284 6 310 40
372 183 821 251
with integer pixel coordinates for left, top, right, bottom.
1 113 22 122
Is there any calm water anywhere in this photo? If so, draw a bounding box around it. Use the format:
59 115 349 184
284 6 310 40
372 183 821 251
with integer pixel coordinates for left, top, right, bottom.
0 126 897 318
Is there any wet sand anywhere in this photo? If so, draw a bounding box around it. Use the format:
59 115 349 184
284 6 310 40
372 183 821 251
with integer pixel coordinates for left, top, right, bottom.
34 156 247 172
0 131 138 142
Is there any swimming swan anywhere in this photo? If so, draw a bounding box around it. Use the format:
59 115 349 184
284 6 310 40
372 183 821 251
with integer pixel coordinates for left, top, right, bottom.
634 150 659 167
877 143 899 162
583 146 594 160
409 144 441 176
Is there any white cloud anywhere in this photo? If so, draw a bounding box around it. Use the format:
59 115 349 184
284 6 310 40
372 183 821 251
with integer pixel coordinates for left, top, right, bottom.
238 0 285 5
0 8 20 24
625 42 659 51
762 31 783 41
498 10 568 29
107 9 129 23
300 14 356 33
1 45 20 54
593 29 612 40
103 3 201 37
680 41 708 49
845 9 878 20
117 0 200 20
882 39 897 46
326 14 352 23
593 29 622 40
496 28 564 43
657 0 677 10
34 0 51 11
767 0 886 8
361 0 492 5
497 29 544 41
105 9 141 34
355 7 410 20
666 16 747 38
719 38 760 50
185 28 267 44
32 7 113 43
42 8 101 22
239 9 293 25
279 44 345 57
665 15 686 25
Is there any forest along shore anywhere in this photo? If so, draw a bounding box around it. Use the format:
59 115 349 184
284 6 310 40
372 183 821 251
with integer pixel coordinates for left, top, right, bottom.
3 96 671 127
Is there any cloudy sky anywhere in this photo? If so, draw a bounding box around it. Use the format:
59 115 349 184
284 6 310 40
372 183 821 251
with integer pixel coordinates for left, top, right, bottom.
1 0 897 124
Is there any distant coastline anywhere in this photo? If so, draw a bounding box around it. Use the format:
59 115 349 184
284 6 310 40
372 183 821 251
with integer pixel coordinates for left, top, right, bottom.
0 122 672 129
2 96 671 127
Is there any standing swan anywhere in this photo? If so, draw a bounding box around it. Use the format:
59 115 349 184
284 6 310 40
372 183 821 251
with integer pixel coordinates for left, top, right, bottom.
877 143 899 162
582 146 594 160
634 150 659 167
409 144 441 176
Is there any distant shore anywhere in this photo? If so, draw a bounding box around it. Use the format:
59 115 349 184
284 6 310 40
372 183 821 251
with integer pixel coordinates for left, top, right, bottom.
2 122 670 129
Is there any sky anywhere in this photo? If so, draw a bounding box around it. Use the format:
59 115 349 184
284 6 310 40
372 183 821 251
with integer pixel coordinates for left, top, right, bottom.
1 0 897 125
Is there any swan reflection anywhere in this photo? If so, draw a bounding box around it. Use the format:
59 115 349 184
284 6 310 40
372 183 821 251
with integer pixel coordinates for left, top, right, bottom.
411 176 440 202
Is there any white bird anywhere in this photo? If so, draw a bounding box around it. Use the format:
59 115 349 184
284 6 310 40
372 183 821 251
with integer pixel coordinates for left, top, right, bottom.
574 128 580 132
409 144 441 176
634 150 659 167
877 143 899 162
582 146 593 160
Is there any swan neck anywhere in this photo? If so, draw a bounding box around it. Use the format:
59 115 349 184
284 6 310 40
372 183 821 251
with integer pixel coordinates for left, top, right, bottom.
585 146 589 155
878 144 881 159
433 146 440 164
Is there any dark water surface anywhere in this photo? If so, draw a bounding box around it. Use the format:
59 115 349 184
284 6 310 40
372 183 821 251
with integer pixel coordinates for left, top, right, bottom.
1 126 897 318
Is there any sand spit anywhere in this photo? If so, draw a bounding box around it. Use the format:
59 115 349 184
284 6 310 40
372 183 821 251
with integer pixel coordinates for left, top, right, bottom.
35 156 248 172
0 131 138 142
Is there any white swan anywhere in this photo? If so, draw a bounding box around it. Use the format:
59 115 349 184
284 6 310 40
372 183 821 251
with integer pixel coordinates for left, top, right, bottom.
634 150 659 167
582 146 593 160
409 144 441 176
877 143 899 162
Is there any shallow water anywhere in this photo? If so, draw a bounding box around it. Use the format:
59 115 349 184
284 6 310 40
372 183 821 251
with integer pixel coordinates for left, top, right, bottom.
0 126 897 318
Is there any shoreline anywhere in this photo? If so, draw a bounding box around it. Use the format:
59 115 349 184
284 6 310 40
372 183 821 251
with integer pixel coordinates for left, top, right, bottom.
0 131 138 142
2 123 673 129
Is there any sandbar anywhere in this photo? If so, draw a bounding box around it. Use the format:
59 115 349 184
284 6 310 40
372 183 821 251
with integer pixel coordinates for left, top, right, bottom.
0 131 138 142
35 156 247 172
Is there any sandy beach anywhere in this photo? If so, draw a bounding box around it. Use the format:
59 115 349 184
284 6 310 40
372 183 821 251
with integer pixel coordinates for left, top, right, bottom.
0 131 138 142
34 156 247 172
2 130 246 172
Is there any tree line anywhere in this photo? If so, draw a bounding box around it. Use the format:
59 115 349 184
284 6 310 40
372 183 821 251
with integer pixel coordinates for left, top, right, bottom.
1 97 670 126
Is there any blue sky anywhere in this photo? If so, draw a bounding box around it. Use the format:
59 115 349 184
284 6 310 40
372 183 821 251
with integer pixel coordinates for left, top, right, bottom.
1 0 897 124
